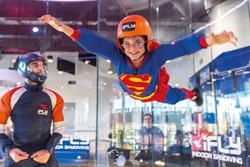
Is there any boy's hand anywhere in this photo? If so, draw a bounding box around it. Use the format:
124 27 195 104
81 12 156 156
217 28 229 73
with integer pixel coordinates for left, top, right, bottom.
39 15 64 32
39 15 74 36
206 31 238 46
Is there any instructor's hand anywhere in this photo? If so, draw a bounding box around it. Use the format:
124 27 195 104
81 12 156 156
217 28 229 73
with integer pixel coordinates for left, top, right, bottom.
31 150 50 164
9 148 29 162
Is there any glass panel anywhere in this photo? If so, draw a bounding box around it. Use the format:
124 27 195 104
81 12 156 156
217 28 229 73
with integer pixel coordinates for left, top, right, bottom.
97 0 250 167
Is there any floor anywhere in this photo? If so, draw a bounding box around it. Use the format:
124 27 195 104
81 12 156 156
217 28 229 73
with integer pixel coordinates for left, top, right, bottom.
0 156 241 167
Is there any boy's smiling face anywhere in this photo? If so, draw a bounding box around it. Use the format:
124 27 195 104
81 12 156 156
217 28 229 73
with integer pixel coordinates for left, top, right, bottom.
122 36 146 62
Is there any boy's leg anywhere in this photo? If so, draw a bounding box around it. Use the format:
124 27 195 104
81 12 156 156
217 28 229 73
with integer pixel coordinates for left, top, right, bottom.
162 86 203 106
161 86 190 104
153 66 203 106
191 87 203 106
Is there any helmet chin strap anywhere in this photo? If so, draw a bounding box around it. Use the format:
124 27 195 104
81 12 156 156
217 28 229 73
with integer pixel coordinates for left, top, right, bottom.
132 52 146 62
27 78 43 86
132 44 147 62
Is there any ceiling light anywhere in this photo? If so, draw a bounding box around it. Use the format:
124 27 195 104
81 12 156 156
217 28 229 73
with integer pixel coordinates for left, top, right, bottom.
11 58 17 63
155 6 159 12
32 27 39 33
165 60 171 64
85 60 90 64
47 55 53 63
107 69 114 75
107 64 116 75
58 71 63 74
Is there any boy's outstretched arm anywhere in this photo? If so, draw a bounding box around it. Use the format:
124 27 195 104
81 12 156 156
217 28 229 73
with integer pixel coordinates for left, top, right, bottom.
40 15 238 48
39 15 74 36
206 31 238 46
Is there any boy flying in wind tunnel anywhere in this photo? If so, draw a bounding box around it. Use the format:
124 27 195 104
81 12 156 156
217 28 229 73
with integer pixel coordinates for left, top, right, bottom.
40 14 237 106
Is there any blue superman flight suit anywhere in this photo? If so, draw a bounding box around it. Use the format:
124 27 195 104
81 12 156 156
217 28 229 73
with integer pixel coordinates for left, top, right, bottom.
70 29 208 104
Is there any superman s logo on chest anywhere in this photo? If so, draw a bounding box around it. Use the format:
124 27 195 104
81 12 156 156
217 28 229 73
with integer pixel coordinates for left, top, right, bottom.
119 73 152 96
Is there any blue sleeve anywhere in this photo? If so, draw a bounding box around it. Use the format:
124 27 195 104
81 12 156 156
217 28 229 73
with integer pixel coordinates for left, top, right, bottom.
0 134 13 155
45 132 62 154
153 32 206 65
75 29 120 64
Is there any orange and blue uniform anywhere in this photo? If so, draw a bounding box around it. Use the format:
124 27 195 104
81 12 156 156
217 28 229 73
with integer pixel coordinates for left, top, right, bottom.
71 29 208 104
0 83 64 167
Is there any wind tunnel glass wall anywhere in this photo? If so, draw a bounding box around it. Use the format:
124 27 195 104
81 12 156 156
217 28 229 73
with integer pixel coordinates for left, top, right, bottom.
97 1 197 166
97 0 250 167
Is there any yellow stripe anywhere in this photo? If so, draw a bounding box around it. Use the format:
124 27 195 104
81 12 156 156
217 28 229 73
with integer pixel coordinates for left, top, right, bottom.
129 86 158 100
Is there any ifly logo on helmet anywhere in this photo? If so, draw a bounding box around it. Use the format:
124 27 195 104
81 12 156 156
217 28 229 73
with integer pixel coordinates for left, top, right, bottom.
122 22 136 32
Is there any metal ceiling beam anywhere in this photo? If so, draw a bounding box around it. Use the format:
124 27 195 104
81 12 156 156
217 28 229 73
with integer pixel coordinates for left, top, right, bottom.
0 17 83 26
35 0 97 1
111 0 127 15
171 1 187 17
111 0 172 13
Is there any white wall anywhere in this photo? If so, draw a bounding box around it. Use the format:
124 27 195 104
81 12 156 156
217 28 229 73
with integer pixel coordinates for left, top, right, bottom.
194 0 250 72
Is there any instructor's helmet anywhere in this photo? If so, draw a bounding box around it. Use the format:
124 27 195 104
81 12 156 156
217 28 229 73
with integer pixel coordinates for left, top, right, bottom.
117 15 152 51
18 52 48 84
